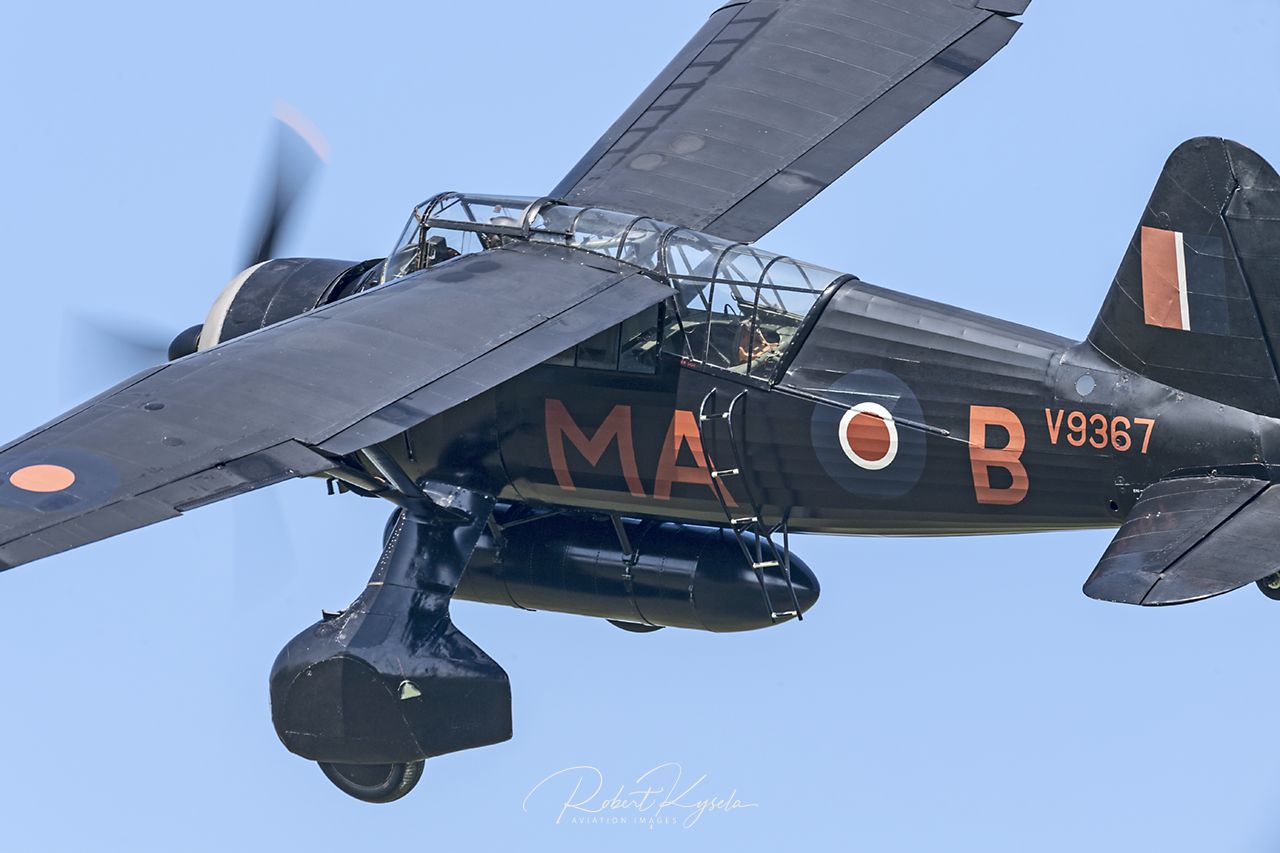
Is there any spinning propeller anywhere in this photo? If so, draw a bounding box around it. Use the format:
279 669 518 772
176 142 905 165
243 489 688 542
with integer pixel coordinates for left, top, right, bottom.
64 103 328 377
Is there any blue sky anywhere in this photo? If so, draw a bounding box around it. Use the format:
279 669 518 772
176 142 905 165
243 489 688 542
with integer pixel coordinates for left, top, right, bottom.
0 1 1278 850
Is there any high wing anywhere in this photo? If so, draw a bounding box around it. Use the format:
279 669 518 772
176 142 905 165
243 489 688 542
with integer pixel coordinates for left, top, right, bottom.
0 244 670 570
1083 474 1280 606
551 0 1029 243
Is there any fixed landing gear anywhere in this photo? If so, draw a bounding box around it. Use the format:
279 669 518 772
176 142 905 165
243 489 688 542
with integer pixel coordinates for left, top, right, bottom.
1257 572 1280 601
318 761 426 804
271 482 510 803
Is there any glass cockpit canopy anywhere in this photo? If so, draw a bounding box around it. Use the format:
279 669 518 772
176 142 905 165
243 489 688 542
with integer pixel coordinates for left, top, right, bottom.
383 194 849 378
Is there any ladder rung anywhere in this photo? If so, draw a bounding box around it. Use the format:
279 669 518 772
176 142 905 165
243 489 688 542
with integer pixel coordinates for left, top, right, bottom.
699 412 732 422
771 611 800 620
711 469 740 479
753 561 780 570
732 516 758 525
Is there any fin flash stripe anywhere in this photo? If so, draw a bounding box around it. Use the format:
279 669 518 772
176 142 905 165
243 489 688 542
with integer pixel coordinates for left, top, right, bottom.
1141 226 1191 331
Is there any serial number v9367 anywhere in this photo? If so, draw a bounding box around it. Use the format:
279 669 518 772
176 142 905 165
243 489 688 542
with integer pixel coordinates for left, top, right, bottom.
1045 409 1155 454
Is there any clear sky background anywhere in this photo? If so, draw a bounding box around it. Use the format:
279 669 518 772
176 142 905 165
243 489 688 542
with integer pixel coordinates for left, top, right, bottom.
1 2 1278 850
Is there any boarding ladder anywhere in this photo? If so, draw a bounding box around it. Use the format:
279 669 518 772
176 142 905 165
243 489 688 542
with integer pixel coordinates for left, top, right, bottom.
697 388 804 623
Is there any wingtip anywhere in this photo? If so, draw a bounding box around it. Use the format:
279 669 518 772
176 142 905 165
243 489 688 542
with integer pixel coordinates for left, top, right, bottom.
1082 576 1149 606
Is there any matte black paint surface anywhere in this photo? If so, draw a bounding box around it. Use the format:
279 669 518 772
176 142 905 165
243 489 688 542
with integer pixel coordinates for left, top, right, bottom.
457 507 820 632
1091 139 1280 419
1084 474 1279 606
214 257 354 345
554 0 1026 243
0 244 668 569
0 0 1276 797
271 489 510 764
4 138 1275 592
480 280 1268 538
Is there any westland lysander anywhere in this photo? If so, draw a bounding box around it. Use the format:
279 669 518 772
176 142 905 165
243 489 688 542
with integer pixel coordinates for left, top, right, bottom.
3 0 1277 803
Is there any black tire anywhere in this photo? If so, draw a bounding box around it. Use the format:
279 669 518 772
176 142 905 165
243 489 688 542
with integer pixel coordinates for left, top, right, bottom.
1257 573 1280 601
608 619 664 634
318 760 425 803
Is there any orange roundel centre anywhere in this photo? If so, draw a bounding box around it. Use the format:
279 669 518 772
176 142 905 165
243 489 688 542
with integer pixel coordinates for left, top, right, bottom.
10 464 76 493
845 412 892 463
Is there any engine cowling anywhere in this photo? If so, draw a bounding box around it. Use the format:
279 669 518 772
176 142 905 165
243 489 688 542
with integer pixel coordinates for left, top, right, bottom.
457 509 820 632
196 257 382 350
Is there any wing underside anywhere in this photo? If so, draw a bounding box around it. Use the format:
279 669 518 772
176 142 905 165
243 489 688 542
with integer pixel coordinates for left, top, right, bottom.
1084 474 1280 606
552 0 1029 243
0 244 670 569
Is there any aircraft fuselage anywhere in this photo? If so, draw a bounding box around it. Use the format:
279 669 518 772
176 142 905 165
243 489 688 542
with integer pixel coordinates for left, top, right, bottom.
393 276 1277 536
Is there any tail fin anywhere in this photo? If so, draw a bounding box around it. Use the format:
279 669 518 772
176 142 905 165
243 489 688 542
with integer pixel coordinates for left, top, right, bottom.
1088 137 1280 416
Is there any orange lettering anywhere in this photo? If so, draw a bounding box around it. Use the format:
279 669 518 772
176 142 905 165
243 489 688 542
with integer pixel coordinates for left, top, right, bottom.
1066 411 1087 447
1112 417 1132 452
1045 408 1064 445
653 410 737 506
969 406 1029 506
1088 413 1109 449
1134 418 1156 454
545 399 646 497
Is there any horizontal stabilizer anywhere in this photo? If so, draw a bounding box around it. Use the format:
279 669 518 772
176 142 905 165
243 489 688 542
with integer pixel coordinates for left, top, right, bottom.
1084 474 1280 606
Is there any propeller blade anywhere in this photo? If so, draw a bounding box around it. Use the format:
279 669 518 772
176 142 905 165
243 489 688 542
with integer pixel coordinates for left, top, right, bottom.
242 102 329 270
64 310 171 363
58 311 173 401
59 106 329 401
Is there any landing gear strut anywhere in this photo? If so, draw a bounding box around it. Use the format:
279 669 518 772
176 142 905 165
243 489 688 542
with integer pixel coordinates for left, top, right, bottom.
270 483 510 802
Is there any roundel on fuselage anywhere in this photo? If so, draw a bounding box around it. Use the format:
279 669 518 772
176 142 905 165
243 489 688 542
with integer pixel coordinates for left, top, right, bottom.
810 370 926 498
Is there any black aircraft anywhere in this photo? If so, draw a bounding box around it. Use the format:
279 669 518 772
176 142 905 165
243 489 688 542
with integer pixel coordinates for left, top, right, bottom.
3 0 1278 803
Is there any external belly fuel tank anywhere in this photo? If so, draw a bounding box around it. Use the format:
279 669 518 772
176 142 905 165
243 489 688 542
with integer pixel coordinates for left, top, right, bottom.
455 508 820 632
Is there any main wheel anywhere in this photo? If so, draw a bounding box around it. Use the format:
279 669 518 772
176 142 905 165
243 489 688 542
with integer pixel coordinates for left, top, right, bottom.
318 760 425 803
1257 572 1280 601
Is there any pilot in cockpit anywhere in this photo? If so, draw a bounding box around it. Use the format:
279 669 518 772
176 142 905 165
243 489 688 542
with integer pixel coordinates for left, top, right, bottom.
479 215 521 251
735 322 777 366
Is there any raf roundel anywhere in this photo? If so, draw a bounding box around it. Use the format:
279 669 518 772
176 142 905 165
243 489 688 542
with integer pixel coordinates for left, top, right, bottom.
810 369 927 499
9 464 77 493
838 403 898 471
0 449 120 513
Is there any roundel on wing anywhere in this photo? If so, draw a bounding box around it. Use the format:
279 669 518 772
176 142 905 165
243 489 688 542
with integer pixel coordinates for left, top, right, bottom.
0 448 120 513
810 370 926 499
